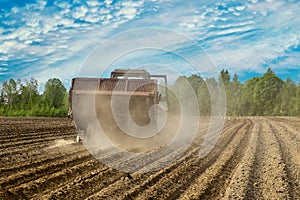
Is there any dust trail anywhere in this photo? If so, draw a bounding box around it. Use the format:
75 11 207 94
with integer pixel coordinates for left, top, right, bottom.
47 139 75 149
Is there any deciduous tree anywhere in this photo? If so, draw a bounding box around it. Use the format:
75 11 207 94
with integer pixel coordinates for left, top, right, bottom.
253 68 284 116
43 78 67 108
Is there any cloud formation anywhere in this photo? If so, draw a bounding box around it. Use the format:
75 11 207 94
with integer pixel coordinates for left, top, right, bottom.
0 0 299 86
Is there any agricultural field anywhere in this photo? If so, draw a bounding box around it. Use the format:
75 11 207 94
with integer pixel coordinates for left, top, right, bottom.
0 117 300 199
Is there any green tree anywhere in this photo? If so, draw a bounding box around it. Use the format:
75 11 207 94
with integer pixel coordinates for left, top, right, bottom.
2 79 18 110
279 78 297 115
172 75 205 114
294 83 300 116
240 77 260 116
43 78 67 108
227 73 243 116
197 84 210 115
0 78 69 117
253 68 284 116
219 69 230 86
219 70 241 116
186 74 204 96
0 84 4 104
62 92 70 116
19 78 39 110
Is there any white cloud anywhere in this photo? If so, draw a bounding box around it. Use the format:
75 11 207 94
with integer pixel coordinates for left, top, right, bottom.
106 14 113 20
23 0 46 10
247 1 285 13
42 23 54 34
84 14 101 23
26 19 39 28
228 7 235 12
60 8 70 15
72 6 88 19
1 0 299 84
236 6 246 11
0 56 9 61
99 7 110 14
38 1 47 10
117 7 137 19
87 0 102 7
170 0 300 76
11 7 19 13
2 19 17 26
232 12 241 16
0 40 27 54
58 18 75 27
114 0 144 20
186 23 195 28
90 7 98 13
219 27 253 36
54 1 71 9
213 20 254 29
0 68 8 72
105 0 113 6
19 29 34 41
122 1 144 7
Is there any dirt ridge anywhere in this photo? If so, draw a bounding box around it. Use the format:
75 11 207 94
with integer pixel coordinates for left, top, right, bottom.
1 117 299 199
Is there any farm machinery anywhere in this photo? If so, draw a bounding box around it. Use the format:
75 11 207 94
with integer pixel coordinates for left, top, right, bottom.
69 69 169 143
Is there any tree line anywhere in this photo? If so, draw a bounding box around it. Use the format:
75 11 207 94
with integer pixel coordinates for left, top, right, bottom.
170 68 300 116
0 78 69 117
1 68 299 117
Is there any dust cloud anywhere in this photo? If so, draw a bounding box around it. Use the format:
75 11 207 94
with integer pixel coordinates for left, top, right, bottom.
47 139 74 149
70 74 225 173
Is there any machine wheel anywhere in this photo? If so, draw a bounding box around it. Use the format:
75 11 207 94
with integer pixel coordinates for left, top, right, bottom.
76 135 81 143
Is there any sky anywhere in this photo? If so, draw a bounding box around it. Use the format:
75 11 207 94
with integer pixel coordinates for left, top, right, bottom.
0 0 299 88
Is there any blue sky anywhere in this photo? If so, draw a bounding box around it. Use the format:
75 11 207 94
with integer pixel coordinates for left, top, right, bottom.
0 0 299 87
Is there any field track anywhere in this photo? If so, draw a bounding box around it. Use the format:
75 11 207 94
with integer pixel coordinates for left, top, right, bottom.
0 117 299 199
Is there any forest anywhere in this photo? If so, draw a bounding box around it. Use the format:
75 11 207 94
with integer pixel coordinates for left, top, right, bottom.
170 68 300 116
0 68 299 117
0 78 69 117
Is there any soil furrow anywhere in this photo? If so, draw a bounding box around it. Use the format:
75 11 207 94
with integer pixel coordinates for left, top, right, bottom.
175 118 252 199
0 125 74 137
0 129 75 143
275 121 300 145
77 121 230 199
246 118 290 199
20 149 131 199
86 121 224 199
1 117 299 199
0 143 57 162
269 120 300 199
6 159 106 199
86 145 199 200
0 126 75 138
42 150 142 199
1 151 93 190
1 147 118 192
224 120 261 199
0 145 86 176
126 119 246 199
0 134 75 149
191 118 254 199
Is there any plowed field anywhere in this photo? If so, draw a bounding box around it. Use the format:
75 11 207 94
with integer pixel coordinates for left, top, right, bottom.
1 117 299 199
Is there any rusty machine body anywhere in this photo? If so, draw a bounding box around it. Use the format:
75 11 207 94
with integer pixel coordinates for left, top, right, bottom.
69 69 169 143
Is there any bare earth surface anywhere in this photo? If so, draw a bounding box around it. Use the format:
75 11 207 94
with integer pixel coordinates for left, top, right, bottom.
0 117 299 199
